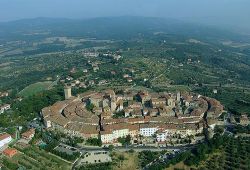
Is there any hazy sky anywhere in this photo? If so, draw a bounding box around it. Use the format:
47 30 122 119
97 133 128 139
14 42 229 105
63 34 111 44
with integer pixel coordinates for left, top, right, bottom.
0 0 250 32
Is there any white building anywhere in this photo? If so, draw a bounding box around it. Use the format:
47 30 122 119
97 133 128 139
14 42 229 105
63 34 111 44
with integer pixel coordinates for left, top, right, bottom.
0 104 11 114
101 128 130 144
113 128 129 139
156 129 176 142
156 131 166 142
139 124 158 137
101 123 138 144
43 117 52 128
0 133 12 148
101 132 114 144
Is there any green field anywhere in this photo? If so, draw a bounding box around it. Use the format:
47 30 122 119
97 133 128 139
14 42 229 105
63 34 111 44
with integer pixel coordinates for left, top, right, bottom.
18 81 54 97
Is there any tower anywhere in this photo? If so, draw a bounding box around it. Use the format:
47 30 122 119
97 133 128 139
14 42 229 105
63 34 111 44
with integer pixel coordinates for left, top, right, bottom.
176 92 181 102
167 98 175 108
118 100 123 111
64 86 72 100
111 99 117 112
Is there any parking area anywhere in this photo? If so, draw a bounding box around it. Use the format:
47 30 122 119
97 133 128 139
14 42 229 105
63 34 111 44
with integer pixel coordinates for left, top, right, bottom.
54 143 78 155
78 151 112 165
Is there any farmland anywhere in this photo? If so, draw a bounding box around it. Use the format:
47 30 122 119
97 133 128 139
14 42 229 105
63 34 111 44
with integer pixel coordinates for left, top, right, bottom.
18 81 54 97
1 146 71 170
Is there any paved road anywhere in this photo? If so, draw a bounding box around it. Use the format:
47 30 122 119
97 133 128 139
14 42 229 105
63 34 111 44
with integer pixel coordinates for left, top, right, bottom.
60 143 196 170
59 142 195 153
113 145 193 152
143 145 196 170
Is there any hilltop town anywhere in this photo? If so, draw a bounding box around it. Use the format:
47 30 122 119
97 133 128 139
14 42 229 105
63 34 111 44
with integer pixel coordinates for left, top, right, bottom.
41 87 224 146
0 16 250 170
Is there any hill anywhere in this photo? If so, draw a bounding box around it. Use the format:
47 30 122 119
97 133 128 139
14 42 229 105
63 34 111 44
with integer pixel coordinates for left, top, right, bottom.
0 16 248 42
0 16 249 114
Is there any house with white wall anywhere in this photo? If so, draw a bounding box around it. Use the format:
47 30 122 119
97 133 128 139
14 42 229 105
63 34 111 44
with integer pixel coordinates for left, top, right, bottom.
0 133 12 148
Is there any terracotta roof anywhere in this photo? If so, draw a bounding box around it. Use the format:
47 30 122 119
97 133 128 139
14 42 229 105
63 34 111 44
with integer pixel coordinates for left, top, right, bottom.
131 109 142 116
207 118 218 125
139 123 158 129
66 123 99 134
150 116 179 124
105 89 115 96
100 130 112 135
91 93 103 99
78 91 98 99
0 133 11 141
150 108 159 113
151 98 166 103
103 123 139 132
49 115 69 127
21 129 35 138
3 148 18 157
180 117 201 123
190 109 203 117
129 102 142 108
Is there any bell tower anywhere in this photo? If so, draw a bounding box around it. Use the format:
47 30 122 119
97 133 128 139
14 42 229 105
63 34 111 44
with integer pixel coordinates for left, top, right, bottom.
64 86 72 100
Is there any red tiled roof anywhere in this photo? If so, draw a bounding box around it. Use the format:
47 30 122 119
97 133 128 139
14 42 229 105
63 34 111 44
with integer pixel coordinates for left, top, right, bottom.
3 148 17 157
21 129 35 138
0 133 11 141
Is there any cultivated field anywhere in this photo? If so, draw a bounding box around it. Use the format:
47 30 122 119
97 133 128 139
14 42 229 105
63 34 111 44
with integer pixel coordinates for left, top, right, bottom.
18 81 54 97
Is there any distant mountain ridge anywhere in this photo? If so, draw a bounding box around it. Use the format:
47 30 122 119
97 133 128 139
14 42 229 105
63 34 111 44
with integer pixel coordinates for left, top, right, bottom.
0 16 246 42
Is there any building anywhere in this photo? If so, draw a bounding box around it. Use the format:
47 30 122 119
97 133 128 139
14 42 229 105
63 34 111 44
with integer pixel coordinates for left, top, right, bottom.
101 123 138 143
167 98 175 107
3 148 18 157
176 92 181 102
93 66 99 72
0 104 11 114
90 93 103 107
41 88 224 145
131 109 142 117
239 114 249 126
124 108 132 117
117 99 123 112
21 128 35 141
65 123 99 139
130 102 142 110
0 133 12 148
156 130 166 142
100 131 114 144
64 86 72 100
213 89 218 94
139 123 158 137
143 108 149 116
123 93 134 101
0 92 9 98
150 98 166 108
150 108 159 117
41 98 100 138
110 99 116 112
139 92 151 104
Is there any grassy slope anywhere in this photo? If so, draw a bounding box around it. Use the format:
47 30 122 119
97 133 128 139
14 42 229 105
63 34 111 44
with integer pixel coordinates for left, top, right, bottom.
112 152 139 170
18 81 53 97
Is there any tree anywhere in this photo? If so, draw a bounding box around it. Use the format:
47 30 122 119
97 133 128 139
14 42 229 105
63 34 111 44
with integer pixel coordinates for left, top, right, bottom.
108 145 114 152
86 137 102 146
118 154 125 167
152 133 157 138
117 135 131 146
214 125 224 134
86 103 95 112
